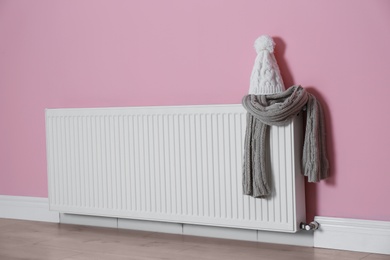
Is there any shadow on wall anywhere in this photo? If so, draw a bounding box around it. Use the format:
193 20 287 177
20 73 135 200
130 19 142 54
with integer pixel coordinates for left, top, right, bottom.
258 35 335 221
305 86 335 221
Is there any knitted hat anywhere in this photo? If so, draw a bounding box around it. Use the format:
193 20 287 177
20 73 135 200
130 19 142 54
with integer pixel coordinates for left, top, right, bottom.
248 35 285 95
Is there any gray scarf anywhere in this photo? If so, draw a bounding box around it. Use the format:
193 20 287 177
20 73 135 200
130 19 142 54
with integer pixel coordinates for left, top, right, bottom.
242 85 329 198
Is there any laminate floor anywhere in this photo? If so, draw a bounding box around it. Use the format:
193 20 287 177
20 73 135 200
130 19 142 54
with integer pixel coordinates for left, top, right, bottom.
0 218 389 260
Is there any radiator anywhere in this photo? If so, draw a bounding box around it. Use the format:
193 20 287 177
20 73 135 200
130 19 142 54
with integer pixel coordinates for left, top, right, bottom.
45 104 305 233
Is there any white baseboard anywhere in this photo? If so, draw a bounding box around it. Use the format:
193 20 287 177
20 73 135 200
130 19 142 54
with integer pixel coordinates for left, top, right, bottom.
2 196 388 255
183 223 258 242
60 213 117 228
60 213 313 247
0 195 59 223
119 218 183 235
257 228 314 247
314 216 390 255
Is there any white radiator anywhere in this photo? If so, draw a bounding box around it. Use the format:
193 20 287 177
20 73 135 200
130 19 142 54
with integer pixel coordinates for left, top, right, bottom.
46 104 305 232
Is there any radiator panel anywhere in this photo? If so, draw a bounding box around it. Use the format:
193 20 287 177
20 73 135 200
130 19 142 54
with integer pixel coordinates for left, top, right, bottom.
46 105 305 232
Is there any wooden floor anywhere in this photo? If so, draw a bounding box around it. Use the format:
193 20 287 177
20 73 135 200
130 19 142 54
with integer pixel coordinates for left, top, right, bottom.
0 218 389 260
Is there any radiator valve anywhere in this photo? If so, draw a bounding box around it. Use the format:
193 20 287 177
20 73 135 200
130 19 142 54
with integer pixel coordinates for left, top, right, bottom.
300 221 319 231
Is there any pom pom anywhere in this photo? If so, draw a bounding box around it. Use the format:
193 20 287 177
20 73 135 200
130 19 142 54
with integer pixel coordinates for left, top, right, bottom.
254 35 275 54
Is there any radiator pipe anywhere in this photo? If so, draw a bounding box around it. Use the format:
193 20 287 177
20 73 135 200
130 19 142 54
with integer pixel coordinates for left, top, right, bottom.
300 221 319 231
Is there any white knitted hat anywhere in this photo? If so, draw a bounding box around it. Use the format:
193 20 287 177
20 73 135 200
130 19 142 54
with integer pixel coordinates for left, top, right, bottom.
248 35 285 95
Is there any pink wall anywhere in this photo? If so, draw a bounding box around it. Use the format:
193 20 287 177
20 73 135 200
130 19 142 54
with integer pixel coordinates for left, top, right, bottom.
1 0 389 221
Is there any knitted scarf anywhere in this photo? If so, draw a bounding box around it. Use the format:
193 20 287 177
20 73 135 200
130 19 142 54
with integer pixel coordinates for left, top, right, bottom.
242 85 329 198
